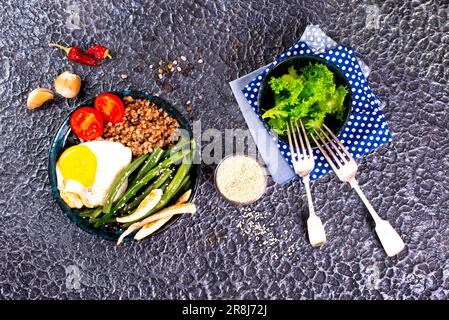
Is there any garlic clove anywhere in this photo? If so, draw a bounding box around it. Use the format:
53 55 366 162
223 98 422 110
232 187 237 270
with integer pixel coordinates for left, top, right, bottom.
27 88 55 109
54 71 81 99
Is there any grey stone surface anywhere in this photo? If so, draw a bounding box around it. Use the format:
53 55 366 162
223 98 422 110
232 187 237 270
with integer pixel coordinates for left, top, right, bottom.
0 0 448 299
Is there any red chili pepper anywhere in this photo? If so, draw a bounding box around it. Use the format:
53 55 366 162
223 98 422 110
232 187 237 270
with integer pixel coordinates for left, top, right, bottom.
48 43 100 66
86 45 112 60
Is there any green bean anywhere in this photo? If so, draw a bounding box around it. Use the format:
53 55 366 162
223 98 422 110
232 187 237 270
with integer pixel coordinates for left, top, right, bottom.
161 134 190 159
121 140 195 225
121 174 184 229
92 217 116 226
120 168 173 214
95 149 189 227
119 178 172 222
138 164 190 221
177 174 192 197
155 140 195 209
79 208 96 217
130 147 164 186
88 207 103 223
103 153 149 214
93 218 103 228
114 149 189 210
160 180 171 192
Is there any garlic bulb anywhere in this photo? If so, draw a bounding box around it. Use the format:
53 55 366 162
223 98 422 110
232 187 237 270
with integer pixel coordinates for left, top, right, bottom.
54 71 81 98
27 88 54 109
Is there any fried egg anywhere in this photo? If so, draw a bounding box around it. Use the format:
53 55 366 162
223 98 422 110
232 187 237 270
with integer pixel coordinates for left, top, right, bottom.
56 141 132 209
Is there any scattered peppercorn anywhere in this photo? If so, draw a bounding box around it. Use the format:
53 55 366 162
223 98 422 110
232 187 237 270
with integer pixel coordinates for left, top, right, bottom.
133 65 144 73
163 83 173 93
164 66 172 75
185 101 193 112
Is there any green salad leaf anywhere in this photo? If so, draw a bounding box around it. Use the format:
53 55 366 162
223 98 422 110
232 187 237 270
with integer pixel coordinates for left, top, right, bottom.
262 63 348 136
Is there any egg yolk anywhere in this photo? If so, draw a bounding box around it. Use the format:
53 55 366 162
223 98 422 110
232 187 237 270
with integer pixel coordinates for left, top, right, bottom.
57 145 97 187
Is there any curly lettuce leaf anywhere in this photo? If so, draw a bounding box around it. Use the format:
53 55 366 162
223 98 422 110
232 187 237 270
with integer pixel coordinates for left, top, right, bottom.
262 63 348 136
261 106 289 119
267 117 289 136
304 113 326 131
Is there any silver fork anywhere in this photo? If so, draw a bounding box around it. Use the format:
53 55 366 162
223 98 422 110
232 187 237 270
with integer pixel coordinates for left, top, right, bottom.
287 119 326 248
311 124 405 257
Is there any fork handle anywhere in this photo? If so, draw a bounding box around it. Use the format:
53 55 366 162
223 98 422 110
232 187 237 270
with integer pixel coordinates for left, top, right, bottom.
350 179 405 257
304 178 326 247
303 178 316 217
350 180 383 224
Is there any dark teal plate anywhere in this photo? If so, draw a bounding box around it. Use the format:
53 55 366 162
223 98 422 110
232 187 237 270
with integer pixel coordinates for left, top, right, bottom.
48 90 199 242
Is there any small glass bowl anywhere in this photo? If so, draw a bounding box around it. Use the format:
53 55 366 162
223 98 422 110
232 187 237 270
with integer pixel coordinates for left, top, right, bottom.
214 154 268 206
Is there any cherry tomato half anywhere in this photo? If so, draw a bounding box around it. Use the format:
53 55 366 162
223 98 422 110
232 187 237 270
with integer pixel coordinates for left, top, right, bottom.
94 93 125 123
70 107 104 141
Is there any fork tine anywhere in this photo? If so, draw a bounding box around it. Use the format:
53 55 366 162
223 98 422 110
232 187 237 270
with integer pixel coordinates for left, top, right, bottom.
317 127 348 164
315 128 345 166
299 119 313 157
290 120 302 159
294 119 307 158
323 124 353 160
287 124 295 161
311 131 339 171
313 129 343 168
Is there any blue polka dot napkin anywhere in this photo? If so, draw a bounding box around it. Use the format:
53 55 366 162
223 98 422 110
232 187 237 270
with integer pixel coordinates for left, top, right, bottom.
242 34 392 181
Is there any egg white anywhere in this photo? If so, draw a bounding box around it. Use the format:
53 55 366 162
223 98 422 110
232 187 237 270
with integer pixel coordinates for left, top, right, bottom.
56 140 132 209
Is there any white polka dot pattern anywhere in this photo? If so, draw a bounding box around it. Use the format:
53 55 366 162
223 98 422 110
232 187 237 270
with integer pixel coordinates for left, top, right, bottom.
241 40 392 182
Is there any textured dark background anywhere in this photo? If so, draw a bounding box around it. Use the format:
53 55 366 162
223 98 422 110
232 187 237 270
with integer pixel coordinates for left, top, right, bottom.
0 0 448 300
